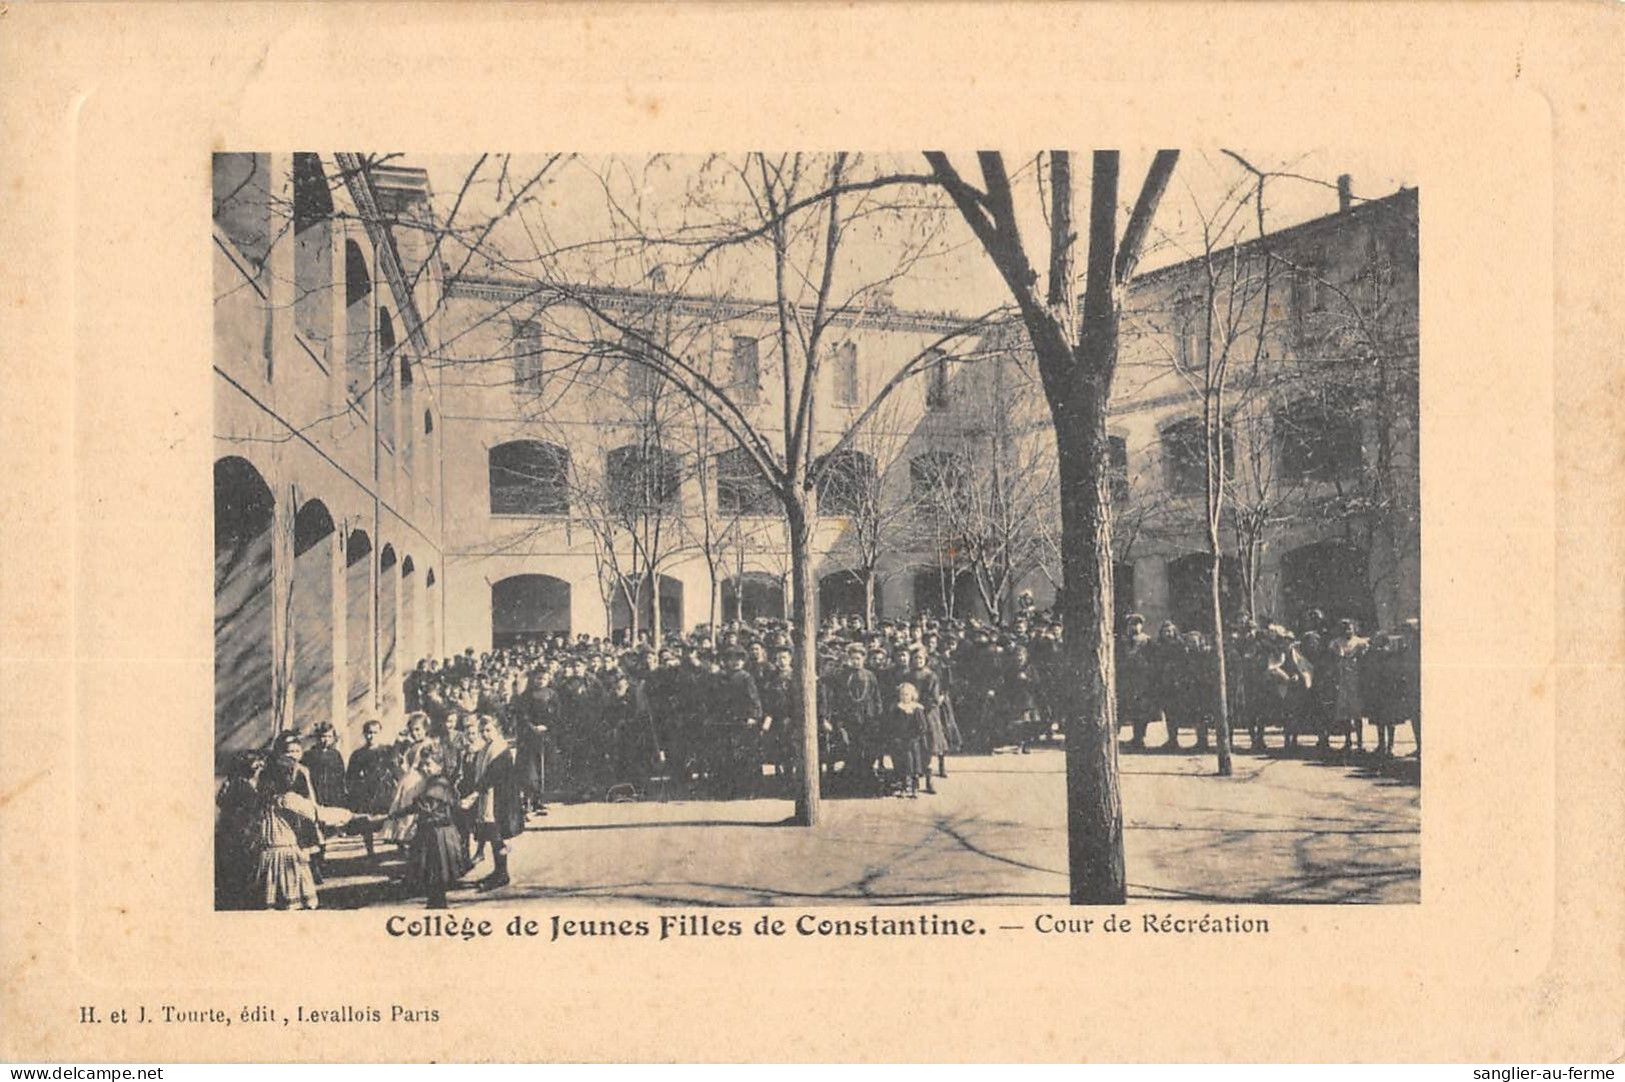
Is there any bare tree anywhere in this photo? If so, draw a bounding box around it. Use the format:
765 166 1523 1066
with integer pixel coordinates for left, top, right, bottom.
447 153 1004 826
916 351 1058 622
927 150 1179 904
816 390 921 627
677 368 759 633
1129 164 1282 776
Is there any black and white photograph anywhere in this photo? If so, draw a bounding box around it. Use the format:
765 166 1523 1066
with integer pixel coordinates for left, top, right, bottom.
12 0 1625 1067
212 149 1420 914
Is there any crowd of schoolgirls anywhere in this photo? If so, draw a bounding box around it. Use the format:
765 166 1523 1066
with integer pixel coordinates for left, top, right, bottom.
1115 609 1423 757
215 606 1419 911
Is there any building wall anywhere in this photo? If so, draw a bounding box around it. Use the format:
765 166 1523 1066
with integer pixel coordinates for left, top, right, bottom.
429 188 1417 645
1104 189 1421 631
214 157 1420 743
213 153 447 765
435 281 984 647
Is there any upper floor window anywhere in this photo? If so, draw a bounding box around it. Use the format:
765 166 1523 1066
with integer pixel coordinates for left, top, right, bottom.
816 449 877 517
1275 395 1363 482
730 336 761 405
716 446 774 515
911 450 968 502
623 327 663 400
1291 245 1330 320
489 440 570 516
1161 416 1234 495
291 153 334 363
833 341 860 407
606 444 683 515
924 349 951 411
1174 289 1202 366
512 322 545 396
212 152 272 271
343 239 373 407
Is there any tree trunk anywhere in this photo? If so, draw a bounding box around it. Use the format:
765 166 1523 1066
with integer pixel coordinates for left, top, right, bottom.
1208 541 1234 777
786 498 822 826
649 570 663 644
1053 376 1126 905
1206 407 1233 776
863 568 877 628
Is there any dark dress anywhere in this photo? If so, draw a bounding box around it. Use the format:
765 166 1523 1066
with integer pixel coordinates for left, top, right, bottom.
214 776 260 910
902 667 949 757
512 687 557 801
467 747 526 841
997 662 1040 745
305 746 348 808
821 666 882 767
933 655 964 751
1117 633 1155 735
404 778 473 888
880 703 928 778
345 744 396 814
756 670 796 760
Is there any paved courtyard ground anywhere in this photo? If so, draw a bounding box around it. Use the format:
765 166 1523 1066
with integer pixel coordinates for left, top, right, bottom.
319 735 1420 909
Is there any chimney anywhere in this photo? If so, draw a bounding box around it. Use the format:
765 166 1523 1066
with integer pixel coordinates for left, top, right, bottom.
1337 174 1353 213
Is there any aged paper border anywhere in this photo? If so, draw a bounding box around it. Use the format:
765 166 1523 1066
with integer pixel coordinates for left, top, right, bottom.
2 2 1621 1063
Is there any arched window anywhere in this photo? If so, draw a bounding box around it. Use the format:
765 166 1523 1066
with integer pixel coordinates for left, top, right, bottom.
291 153 334 365
606 444 682 514
1165 552 1243 635
1161 416 1233 495
716 446 774 515
911 565 983 621
344 239 372 406
489 440 570 515
214 456 275 769
492 574 572 647
611 574 685 639
343 528 372 726
1280 540 1375 632
399 358 415 479
424 408 434 435
818 570 867 621
1275 394 1363 482
910 450 967 501
212 153 271 270
377 308 397 451
723 572 785 623
293 499 335 557
290 497 337 734
816 448 877 517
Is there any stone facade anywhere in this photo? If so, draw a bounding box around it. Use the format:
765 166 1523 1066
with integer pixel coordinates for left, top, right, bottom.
213 153 447 766
213 156 1418 753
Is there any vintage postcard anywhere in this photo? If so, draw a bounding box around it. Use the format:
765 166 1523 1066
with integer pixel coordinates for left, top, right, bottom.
1 2 1620 1064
